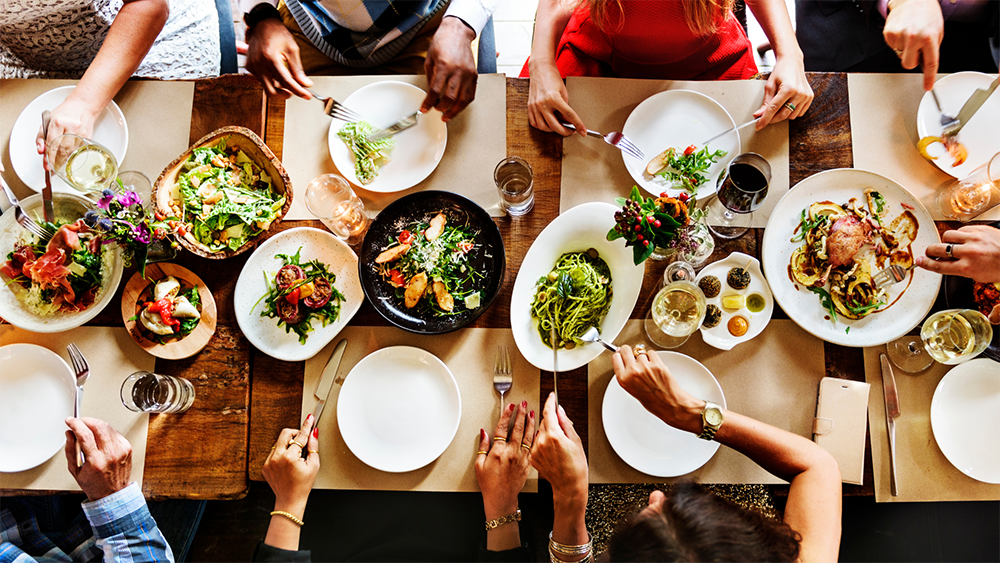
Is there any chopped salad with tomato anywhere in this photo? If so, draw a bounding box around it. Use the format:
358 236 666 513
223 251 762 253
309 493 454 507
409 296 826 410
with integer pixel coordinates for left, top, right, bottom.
254 248 346 344
374 212 483 316
645 144 727 194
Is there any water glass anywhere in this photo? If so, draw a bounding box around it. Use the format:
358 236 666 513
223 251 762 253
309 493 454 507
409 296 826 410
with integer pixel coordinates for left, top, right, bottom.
938 152 1000 222
304 174 371 245
643 280 707 349
707 153 771 240
121 371 196 414
494 156 534 216
45 134 118 193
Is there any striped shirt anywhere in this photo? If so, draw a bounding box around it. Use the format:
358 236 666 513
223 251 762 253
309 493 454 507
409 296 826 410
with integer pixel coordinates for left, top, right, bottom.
0 483 173 563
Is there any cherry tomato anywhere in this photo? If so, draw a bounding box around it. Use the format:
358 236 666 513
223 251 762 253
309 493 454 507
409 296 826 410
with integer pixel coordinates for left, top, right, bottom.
285 287 300 305
457 240 474 253
684 145 696 156
389 269 405 287
678 193 690 203
398 230 414 245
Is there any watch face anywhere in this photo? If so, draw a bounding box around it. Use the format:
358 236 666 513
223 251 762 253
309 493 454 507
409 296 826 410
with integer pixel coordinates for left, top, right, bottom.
705 408 723 426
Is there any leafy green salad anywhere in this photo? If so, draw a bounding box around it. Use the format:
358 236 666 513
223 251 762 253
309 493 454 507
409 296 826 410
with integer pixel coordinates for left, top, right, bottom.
338 121 394 185
174 137 285 252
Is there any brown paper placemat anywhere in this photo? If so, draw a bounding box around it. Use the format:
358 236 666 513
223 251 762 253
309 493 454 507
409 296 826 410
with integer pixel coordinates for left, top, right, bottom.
282 74 506 220
561 77 789 227
0 79 193 200
863 347 1000 502
0 326 155 491
589 319 824 484
849 74 1000 222
301 326 539 492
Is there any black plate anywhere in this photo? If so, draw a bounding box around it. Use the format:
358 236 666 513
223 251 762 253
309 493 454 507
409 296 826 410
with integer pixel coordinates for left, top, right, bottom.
358 191 505 334
942 221 999 362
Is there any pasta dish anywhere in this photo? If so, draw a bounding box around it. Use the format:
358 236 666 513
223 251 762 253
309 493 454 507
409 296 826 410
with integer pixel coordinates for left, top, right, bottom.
531 250 613 349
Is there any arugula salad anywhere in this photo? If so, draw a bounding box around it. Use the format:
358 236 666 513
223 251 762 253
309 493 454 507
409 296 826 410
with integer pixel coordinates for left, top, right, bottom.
174 137 285 252
255 248 346 344
645 144 728 194
338 121 394 185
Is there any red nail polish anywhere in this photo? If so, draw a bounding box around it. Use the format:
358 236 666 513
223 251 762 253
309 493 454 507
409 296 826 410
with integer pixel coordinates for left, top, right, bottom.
508 403 515 411
313 427 319 438
481 428 487 439
530 410 535 418
521 400 527 409
306 414 313 421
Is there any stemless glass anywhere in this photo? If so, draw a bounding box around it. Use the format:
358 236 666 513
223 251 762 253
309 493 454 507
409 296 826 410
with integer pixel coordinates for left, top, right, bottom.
644 279 707 349
45 134 118 193
938 152 1000 222
707 153 771 240
304 173 371 246
494 156 534 216
121 371 195 414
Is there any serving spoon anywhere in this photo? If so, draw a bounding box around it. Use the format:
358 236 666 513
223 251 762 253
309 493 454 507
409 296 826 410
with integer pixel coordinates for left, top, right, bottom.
580 327 620 353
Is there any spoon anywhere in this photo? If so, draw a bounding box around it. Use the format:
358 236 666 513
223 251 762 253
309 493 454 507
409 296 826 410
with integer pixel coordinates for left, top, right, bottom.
580 327 620 353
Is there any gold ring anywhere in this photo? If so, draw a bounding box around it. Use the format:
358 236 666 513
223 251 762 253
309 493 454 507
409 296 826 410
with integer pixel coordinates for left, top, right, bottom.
783 101 796 111
270 446 276 450
477 450 488 455
288 440 305 449
493 436 507 442
893 48 904 57
633 344 648 358
308 449 319 454
521 443 531 451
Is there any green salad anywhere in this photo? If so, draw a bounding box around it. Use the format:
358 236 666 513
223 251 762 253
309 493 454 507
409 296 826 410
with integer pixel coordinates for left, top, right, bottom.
254 248 346 344
174 137 285 252
646 144 728 194
338 121 394 185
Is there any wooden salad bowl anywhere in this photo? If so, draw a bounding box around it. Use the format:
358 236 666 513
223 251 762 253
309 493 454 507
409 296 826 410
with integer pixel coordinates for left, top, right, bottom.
152 126 293 259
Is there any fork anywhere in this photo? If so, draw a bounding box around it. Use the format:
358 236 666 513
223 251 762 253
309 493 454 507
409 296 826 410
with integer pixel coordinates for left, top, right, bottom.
872 263 915 290
1 174 54 242
493 345 513 416
560 122 645 160
67 343 91 467
930 88 960 137
308 90 365 122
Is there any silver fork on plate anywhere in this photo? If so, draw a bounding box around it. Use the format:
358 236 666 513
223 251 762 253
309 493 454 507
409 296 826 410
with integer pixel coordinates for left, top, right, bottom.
308 90 365 122
493 345 513 415
930 88 959 137
560 122 645 160
872 263 915 290
67 343 91 467
1 174 54 242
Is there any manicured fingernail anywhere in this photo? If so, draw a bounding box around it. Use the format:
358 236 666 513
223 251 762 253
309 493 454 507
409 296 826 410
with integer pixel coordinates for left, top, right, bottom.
521 400 527 409
530 410 535 418
313 427 319 438
481 428 486 439
509 403 515 411
306 414 313 421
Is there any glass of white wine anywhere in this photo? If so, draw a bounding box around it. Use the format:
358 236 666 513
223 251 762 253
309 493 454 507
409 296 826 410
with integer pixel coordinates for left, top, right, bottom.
920 309 993 364
304 173 371 246
644 280 707 349
45 134 118 194
938 152 1000 222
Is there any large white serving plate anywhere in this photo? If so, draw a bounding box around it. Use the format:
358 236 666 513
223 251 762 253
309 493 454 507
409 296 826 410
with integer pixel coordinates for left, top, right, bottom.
622 89 739 198
337 346 461 473
510 202 644 371
234 227 363 362
9 86 128 193
761 169 941 347
931 358 1000 484
603 351 725 477
917 72 1000 179
0 343 76 472
328 81 447 193
0 193 124 333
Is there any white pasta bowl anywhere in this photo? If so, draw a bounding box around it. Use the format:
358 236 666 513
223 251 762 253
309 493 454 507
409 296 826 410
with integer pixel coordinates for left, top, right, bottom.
511 202 645 371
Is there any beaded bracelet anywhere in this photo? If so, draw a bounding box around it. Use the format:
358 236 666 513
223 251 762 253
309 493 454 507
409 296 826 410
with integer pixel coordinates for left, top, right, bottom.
270 510 304 527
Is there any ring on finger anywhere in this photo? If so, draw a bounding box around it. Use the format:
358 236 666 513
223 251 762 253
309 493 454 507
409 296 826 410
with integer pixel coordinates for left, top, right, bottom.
783 101 796 112
633 344 648 359
520 443 531 451
893 48 904 57
493 436 507 442
477 450 488 455
288 439 305 449
945 243 955 259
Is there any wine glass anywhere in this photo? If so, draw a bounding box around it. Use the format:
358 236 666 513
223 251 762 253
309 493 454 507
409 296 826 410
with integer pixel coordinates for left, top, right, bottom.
886 309 993 372
304 173 371 246
706 153 771 239
938 151 1000 222
45 134 118 194
644 278 707 349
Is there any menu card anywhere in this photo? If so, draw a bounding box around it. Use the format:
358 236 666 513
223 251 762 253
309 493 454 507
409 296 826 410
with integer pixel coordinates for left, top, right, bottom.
589 319 824 484
281 74 506 220
301 326 539 492
561 77 789 228
0 326 155 491
863 347 1000 502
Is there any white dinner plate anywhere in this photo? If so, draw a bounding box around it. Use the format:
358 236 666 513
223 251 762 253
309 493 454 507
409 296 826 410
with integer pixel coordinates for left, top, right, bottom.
696 252 773 351
603 351 725 477
761 169 941 347
9 86 128 193
337 346 461 473
622 90 740 198
327 81 447 193
234 227 364 362
917 72 1000 178
0 343 76 472
510 202 644 372
931 358 1000 484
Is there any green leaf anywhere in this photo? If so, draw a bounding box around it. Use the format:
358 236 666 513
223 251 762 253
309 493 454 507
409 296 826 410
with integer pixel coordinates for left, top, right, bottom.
607 228 624 241
629 186 642 200
613 197 626 205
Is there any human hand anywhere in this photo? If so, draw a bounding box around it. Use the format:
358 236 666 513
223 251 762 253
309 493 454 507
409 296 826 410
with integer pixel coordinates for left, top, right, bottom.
883 0 944 91
245 18 313 99
530 393 588 510
262 413 320 516
35 97 100 157
64 417 133 502
421 16 478 121
527 59 585 137
754 53 813 129
916 225 1000 283
476 401 535 520
612 345 704 434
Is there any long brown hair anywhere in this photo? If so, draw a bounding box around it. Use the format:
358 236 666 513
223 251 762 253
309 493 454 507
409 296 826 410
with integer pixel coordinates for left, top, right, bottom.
583 0 734 36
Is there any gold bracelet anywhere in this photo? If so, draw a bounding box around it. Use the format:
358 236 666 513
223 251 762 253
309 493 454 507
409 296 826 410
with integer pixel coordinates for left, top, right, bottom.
549 531 593 556
484 508 521 531
270 510 304 527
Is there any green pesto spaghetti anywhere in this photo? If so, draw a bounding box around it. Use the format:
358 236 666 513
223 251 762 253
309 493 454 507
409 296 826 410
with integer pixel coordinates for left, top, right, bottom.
531 249 614 350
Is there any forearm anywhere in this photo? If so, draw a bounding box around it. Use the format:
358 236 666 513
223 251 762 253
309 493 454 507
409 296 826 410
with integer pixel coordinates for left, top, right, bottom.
264 499 307 551
484 497 521 551
529 0 576 68
82 483 174 563
550 492 589 557
68 0 168 117
745 0 802 59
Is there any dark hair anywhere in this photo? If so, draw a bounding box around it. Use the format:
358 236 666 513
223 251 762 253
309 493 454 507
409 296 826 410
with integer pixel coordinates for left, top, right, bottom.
606 483 801 562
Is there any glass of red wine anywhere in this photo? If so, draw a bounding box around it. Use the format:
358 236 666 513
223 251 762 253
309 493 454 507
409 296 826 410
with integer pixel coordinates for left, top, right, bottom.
707 153 771 239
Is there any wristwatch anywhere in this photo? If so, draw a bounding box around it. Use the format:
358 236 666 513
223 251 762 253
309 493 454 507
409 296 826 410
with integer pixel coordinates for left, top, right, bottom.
244 3 282 39
698 401 724 441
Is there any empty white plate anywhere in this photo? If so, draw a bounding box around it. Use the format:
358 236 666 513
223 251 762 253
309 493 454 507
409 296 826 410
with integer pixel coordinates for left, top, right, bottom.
917 72 1000 179
603 351 726 477
337 346 461 473
9 86 128 193
930 358 1000 484
0 343 75 472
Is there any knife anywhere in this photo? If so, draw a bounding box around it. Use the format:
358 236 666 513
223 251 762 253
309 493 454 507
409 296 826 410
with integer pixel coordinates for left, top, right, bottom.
946 76 999 137
311 339 348 425
550 326 559 407
40 111 54 224
700 117 759 147
880 353 901 497
366 111 419 142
